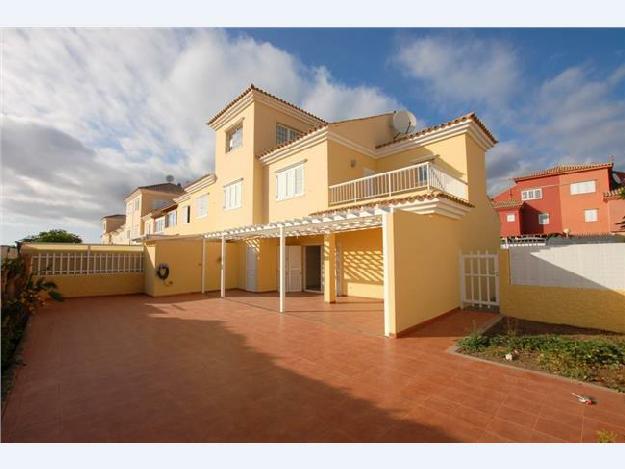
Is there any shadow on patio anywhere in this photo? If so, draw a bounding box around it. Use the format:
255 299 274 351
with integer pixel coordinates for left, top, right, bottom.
2 294 453 442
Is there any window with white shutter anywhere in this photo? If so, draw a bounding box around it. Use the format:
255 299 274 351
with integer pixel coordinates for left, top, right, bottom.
570 180 596 195
224 180 242 210
276 163 304 200
196 195 208 218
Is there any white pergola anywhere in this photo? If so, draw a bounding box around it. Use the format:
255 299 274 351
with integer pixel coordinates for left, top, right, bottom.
202 208 384 313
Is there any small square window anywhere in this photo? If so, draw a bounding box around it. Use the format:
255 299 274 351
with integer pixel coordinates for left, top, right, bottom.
538 213 550 225
276 124 302 145
226 124 243 152
196 195 209 218
584 208 598 222
506 213 516 222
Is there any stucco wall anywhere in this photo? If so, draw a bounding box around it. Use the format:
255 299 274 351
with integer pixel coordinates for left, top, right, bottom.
144 239 240 297
43 273 144 298
500 249 625 333
337 228 383 299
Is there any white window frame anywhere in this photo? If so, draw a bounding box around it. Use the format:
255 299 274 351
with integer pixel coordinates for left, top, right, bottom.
133 197 140 211
538 213 550 225
275 162 305 201
224 180 242 210
226 123 243 152
154 217 165 233
276 124 302 145
584 208 598 223
166 211 177 228
506 213 516 222
570 180 596 195
521 188 543 200
196 195 209 219
144 220 152 235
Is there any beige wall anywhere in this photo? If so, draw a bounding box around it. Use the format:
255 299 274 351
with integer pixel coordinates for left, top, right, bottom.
337 228 383 299
499 250 625 333
144 239 240 297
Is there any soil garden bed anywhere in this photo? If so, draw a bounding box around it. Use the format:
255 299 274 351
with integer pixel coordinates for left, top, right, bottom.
457 318 625 393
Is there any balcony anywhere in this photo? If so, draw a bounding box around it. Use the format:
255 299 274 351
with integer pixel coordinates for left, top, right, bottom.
328 162 469 206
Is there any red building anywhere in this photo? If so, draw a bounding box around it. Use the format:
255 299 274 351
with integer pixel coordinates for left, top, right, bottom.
492 162 625 237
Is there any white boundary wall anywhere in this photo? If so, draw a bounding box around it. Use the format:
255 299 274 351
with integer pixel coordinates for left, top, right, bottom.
510 244 625 291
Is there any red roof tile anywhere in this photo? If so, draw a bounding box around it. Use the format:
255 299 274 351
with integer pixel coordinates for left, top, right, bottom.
375 112 497 149
491 199 523 209
513 162 613 182
207 84 327 126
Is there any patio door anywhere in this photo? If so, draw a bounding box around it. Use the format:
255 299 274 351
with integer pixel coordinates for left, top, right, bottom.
246 245 257 292
304 245 322 293
277 245 302 292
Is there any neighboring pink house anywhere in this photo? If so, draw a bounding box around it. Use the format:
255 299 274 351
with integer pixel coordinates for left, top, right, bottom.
492 162 625 237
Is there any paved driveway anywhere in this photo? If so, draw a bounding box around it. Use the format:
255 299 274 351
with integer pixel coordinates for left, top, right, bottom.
2 293 624 442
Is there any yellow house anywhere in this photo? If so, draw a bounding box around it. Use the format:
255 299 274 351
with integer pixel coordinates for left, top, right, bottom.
105 84 500 337
104 183 185 245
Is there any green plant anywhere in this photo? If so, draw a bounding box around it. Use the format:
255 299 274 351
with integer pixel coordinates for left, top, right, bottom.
21 229 82 244
596 429 618 443
1 255 62 374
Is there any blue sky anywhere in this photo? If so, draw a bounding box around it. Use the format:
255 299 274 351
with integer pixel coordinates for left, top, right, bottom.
2 28 624 244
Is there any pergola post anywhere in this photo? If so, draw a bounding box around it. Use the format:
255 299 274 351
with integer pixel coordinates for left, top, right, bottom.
382 211 396 337
220 235 226 298
323 232 336 303
201 237 206 294
279 226 285 313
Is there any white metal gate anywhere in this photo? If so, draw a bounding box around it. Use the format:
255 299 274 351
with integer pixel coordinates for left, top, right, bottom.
459 250 499 309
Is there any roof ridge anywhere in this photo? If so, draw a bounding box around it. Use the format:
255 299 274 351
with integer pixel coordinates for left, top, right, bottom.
207 84 327 126
513 161 613 182
375 112 496 149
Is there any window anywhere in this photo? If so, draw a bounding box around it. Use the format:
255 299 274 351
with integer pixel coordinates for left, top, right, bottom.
154 217 165 233
196 195 208 218
224 180 242 210
584 208 598 222
133 198 140 210
276 124 302 145
570 180 596 195
506 213 516 222
166 211 177 227
521 188 543 200
126 229 131 239
184 205 191 223
226 124 243 152
276 163 304 200
538 213 550 225
144 220 152 235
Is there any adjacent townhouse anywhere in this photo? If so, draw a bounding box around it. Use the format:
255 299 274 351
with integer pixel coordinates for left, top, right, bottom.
102 183 185 244
102 84 500 337
492 162 625 237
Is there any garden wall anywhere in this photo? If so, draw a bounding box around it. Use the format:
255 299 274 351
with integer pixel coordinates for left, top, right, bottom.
21 243 145 298
500 247 625 333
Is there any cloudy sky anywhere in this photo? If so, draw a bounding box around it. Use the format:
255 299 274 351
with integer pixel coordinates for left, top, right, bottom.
1 28 624 244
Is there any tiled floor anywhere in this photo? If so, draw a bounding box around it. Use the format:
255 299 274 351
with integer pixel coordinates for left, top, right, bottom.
2 293 624 442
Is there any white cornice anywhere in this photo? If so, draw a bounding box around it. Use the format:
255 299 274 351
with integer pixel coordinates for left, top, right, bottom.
375 120 495 157
258 119 496 166
208 93 254 130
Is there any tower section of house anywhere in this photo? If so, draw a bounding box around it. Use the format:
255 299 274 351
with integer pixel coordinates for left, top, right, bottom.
100 214 126 244
493 162 625 237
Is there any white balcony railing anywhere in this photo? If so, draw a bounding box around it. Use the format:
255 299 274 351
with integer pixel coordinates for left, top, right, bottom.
328 162 468 206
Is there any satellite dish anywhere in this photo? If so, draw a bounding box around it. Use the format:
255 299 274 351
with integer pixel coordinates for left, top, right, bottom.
165 175 175 183
392 110 417 135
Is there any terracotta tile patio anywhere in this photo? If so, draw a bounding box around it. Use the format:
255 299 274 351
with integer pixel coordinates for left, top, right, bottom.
2 293 624 442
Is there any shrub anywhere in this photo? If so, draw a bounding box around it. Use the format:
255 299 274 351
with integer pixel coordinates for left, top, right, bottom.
1 255 62 374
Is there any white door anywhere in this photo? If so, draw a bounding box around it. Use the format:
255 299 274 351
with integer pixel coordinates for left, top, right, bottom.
286 246 302 292
246 246 257 292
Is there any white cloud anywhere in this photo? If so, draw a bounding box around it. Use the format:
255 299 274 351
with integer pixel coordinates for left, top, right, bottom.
394 35 520 106
1 28 401 244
